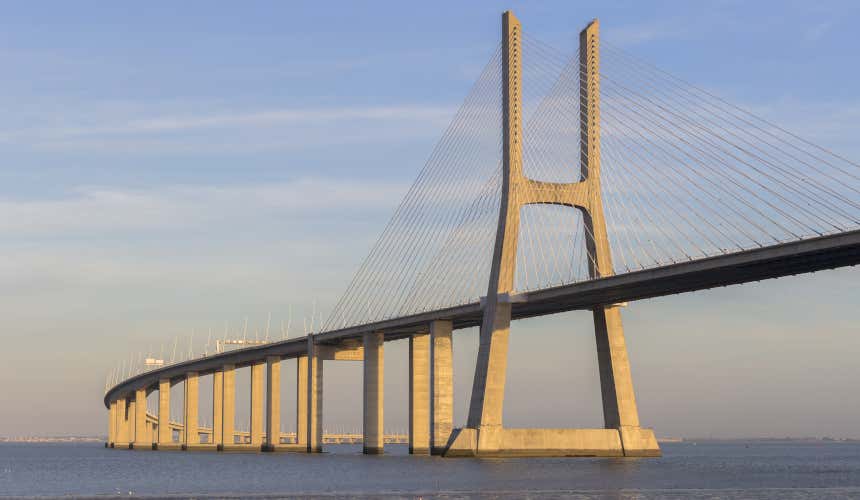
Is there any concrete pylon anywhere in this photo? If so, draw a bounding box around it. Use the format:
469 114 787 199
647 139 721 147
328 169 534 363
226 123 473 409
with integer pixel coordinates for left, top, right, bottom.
446 12 659 458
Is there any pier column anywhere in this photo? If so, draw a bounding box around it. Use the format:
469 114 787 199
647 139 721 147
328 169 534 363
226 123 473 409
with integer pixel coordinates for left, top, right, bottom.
265 356 281 451
157 379 171 446
306 335 323 453
409 332 430 454
108 401 116 447
296 355 308 447
128 399 137 445
363 331 384 454
430 320 454 454
251 361 265 447
115 397 129 447
133 388 148 449
184 372 199 447
222 364 235 447
213 370 223 447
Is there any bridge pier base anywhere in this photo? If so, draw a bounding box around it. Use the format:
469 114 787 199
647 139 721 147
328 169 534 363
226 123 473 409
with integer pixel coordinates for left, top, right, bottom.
444 427 657 457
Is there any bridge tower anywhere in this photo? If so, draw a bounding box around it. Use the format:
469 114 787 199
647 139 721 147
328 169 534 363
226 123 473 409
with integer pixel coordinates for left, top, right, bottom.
445 12 660 457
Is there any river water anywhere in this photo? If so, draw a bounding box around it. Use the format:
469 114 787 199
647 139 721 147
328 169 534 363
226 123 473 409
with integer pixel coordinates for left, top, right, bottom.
2 441 860 498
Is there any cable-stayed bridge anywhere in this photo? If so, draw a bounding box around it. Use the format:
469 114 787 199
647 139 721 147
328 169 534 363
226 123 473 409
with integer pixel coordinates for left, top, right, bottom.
103 12 860 458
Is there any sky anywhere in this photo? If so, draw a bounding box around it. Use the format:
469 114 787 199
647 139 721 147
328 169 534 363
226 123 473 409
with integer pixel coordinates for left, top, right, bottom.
0 0 858 439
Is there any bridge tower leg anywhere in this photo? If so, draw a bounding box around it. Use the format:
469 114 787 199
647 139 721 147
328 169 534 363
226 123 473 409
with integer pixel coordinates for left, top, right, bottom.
363 332 384 454
445 12 659 457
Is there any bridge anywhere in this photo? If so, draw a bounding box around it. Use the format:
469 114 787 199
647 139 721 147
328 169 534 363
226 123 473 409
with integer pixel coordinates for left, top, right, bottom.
102 11 860 458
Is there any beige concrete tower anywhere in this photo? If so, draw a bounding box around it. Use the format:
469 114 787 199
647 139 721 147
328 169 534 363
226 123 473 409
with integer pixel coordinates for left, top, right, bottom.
447 13 659 457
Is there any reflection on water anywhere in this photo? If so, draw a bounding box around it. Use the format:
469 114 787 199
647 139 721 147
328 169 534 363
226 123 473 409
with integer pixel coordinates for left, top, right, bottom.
1 441 860 498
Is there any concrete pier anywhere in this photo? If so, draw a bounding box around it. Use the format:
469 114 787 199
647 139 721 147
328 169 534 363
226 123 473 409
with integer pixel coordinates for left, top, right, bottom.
408 333 430 454
430 320 454 455
115 397 128 448
133 388 148 449
108 401 116 447
250 361 264 447
213 370 223 447
265 356 281 451
157 379 174 449
307 336 323 453
128 399 137 445
296 355 308 448
363 332 384 454
184 372 199 447
222 364 235 448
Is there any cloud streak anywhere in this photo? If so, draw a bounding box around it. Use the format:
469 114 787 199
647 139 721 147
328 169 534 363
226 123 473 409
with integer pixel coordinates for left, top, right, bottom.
0 177 408 236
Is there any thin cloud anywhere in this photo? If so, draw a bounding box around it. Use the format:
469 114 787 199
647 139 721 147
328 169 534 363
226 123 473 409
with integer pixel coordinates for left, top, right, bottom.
0 178 408 236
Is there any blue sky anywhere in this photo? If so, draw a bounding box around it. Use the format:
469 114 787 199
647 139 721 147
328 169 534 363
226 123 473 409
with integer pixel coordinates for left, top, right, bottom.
0 1 858 438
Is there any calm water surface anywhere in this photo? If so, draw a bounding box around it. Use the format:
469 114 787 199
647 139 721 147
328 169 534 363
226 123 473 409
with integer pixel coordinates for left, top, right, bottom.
1 441 860 498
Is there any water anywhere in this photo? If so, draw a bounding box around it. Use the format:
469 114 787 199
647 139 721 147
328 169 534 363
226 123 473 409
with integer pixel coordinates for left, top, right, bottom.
2 441 860 498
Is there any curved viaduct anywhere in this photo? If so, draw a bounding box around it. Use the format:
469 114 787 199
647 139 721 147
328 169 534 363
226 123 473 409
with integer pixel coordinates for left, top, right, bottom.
103 10 860 458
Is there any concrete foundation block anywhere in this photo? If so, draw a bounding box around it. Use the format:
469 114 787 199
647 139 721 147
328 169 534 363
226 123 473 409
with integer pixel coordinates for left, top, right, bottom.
619 427 661 457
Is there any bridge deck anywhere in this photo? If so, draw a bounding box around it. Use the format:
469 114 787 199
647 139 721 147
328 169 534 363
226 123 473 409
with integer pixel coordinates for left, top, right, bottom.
105 229 860 407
